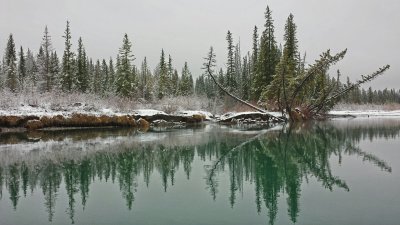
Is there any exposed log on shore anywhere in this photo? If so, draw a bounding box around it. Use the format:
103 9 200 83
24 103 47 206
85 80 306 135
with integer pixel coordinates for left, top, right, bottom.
218 112 285 124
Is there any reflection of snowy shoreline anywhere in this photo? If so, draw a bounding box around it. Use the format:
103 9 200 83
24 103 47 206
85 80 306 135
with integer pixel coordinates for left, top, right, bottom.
0 125 265 167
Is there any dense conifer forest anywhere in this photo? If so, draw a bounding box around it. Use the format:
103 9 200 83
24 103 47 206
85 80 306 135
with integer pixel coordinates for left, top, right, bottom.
0 6 394 113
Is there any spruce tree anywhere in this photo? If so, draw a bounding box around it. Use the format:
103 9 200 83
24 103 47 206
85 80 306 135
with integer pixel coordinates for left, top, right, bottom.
251 26 259 73
241 56 249 100
179 62 192 96
116 34 135 97
167 55 174 95
252 6 279 100
101 59 109 93
284 14 298 65
49 51 60 88
226 30 236 92
263 14 299 111
93 60 102 94
217 68 225 98
18 46 26 90
108 58 115 92
139 57 152 100
158 49 168 99
4 34 18 92
25 49 38 90
76 37 89 92
234 43 242 96
61 21 75 92
171 69 179 96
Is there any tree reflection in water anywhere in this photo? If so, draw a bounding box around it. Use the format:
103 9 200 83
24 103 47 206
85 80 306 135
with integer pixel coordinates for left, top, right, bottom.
0 120 397 224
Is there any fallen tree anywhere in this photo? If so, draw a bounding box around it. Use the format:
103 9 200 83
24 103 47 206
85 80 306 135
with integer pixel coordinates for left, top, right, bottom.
203 47 390 121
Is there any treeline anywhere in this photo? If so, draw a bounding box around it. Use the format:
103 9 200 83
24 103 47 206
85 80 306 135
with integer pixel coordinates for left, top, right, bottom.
0 6 393 108
0 22 194 100
195 6 393 109
342 85 400 104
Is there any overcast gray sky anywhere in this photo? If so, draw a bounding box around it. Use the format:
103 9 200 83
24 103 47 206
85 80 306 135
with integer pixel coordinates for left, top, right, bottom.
1 0 399 89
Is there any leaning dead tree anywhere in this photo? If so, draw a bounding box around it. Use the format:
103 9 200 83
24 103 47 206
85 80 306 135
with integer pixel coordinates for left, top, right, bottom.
202 47 268 114
204 46 390 121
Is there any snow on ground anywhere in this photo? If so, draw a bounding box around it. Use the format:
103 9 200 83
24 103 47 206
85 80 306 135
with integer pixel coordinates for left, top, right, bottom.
0 103 126 117
175 110 215 120
329 110 400 117
132 109 168 116
218 111 283 120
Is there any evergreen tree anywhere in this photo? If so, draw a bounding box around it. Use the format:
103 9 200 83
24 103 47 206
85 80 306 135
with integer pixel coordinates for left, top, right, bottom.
50 51 60 86
195 75 205 96
241 56 250 100
158 49 168 99
101 59 109 93
217 68 225 98
179 62 192 96
252 6 279 100
18 46 26 90
76 37 89 92
226 30 236 92
139 57 152 100
36 26 56 92
171 69 179 96
167 55 174 95
4 34 18 92
284 14 299 65
61 21 75 92
93 60 102 94
234 43 242 96
251 26 259 74
108 58 115 93
263 14 300 112
25 48 38 91
116 34 135 97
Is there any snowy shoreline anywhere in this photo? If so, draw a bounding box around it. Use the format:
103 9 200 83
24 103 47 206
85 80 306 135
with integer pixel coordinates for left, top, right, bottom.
1 106 400 132
328 110 400 118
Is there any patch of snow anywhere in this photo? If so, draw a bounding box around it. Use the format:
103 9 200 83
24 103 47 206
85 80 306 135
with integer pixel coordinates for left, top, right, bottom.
329 110 400 117
132 109 167 116
219 111 282 120
175 110 214 120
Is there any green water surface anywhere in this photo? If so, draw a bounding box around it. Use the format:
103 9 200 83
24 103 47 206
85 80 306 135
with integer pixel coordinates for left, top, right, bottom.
0 119 399 225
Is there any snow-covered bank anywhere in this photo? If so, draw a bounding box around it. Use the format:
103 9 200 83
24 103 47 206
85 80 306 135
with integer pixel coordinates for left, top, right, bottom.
329 110 400 118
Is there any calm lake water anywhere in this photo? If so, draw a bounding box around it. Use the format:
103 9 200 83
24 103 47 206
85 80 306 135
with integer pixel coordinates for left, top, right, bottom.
0 119 399 225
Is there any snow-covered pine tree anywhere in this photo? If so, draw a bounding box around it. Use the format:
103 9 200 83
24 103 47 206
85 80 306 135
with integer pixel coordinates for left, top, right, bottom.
37 26 55 92
217 68 225 98
234 43 242 96
157 49 168 99
252 6 279 101
101 59 109 94
226 31 236 92
4 34 18 92
167 55 174 96
179 62 192 96
61 21 75 92
171 69 179 96
25 48 38 91
93 60 102 94
108 58 115 93
76 37 89 92
18 46 26 90
50 51 60 88
139 57 152 100
116 34 135 97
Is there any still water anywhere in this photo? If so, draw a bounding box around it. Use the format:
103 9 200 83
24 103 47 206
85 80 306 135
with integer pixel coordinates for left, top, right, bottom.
0 119 399 225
